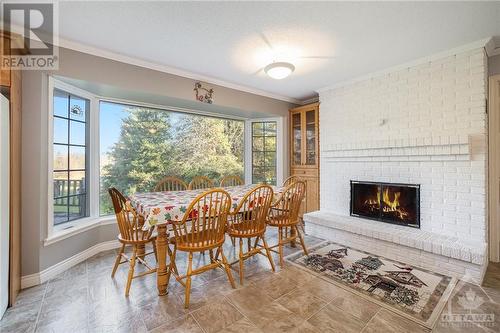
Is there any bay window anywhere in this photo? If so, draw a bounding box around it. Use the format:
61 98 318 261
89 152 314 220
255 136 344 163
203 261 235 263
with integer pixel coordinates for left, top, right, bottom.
47 78 281 240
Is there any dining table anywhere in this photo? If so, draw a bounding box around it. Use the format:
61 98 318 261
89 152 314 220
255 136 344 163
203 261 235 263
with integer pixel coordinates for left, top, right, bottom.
129 184 285 296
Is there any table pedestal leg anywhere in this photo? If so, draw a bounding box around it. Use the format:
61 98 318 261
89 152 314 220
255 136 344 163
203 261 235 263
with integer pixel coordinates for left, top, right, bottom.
156 224 170 296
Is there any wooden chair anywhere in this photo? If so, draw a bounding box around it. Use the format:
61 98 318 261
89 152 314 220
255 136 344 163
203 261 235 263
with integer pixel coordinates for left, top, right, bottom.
266 181 308 267
226 185 275 285
108 188 157 296
283 175 301 187
220 175 244 187
155 176 188 192
168 189 236 308
188 176 214 190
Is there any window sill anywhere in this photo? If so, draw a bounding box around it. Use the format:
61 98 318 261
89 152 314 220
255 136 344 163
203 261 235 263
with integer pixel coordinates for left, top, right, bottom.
44 216 116 246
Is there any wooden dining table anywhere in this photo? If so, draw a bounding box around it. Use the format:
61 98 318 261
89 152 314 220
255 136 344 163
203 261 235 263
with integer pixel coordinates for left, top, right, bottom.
129 184 284 296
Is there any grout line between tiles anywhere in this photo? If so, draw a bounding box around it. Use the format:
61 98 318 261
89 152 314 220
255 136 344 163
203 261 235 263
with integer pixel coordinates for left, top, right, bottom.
359 308 382 333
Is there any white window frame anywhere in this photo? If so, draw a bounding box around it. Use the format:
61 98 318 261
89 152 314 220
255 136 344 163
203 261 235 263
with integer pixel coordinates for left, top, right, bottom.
46 78 102 244
45 78 284 245
244 117 284 186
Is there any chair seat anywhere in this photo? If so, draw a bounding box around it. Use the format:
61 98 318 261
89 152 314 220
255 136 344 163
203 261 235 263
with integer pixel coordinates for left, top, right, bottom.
118 231 156 245
266 215 296 227
227 221 265 237
172 229 225 251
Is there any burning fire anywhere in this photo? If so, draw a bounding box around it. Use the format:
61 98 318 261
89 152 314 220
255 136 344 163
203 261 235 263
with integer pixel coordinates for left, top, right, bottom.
364 188 409 220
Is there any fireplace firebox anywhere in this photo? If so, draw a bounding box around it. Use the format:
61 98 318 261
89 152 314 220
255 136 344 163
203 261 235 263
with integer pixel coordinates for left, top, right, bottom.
350 181 420 228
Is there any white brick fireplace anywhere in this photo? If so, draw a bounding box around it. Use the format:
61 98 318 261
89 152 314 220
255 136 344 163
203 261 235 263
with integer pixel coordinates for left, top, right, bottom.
305 44 489 283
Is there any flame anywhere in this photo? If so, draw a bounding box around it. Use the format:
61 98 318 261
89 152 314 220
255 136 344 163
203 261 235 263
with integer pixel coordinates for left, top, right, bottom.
363 188 409 220
382 188 408 220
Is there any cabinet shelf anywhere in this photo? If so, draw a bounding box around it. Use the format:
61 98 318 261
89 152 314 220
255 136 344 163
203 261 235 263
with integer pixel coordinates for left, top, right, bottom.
289 102 320 216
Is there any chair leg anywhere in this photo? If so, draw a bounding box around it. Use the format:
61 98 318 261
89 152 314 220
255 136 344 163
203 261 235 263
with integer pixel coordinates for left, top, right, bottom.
295 225 308 255
238 238 244 285
125 247 137 297
169 245 179 276
278 227 284 268
152 240 158 263
220 247 236 289
184 252 193 309
231 237 235 246
112 244 125 278
247 238 251 252
261 235 276 272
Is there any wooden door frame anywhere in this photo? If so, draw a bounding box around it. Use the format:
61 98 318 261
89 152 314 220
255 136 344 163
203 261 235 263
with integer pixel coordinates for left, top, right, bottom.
489 74 500 262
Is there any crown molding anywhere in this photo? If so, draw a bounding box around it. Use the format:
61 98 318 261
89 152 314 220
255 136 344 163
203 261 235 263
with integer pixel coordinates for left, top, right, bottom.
317 37 493 93
56 36 302 105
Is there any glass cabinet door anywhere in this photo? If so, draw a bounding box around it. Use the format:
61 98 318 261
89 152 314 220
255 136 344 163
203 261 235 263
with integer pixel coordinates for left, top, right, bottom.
292 112 302 166
305 110 317 165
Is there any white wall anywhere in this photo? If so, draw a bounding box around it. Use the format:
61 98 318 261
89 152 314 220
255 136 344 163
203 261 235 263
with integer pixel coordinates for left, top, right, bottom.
319 47 488 242
0 93 10 317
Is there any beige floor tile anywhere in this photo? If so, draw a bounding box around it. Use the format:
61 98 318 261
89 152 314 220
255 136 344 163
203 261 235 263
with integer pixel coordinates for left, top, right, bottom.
191 298 243 333
244 302 306 333
276 288 327 319
330 290 380 323
252 272 298 300
225 284 274 315
150 314 204 333
218 317 262 333
299 275 348 302
361 308 429 333
307 303 365 333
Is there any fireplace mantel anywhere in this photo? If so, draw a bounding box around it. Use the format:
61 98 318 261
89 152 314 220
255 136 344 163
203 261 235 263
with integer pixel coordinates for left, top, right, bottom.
321 134 470 162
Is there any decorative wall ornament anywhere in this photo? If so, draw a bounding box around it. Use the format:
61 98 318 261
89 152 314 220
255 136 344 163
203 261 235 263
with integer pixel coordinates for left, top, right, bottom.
194 82 214 104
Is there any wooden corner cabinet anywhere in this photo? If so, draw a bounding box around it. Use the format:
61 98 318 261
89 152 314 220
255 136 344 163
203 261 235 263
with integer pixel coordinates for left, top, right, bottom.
289 102 319 215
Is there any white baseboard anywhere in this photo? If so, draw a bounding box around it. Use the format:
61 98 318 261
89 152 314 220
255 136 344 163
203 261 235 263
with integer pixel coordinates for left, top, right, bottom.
21 240 121 289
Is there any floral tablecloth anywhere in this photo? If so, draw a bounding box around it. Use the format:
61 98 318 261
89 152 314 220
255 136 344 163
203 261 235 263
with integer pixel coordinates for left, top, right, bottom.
129 184 283 229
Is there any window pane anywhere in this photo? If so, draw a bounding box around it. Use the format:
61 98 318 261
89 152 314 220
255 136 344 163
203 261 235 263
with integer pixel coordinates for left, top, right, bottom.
53 90 68 118
252 122 264 136
264 137 276 151
69 171 86 195
251 121 277 186
53 117 68 144
53 197 68 225
99 101 244 216
68 195 86 221
265 122 276 135
53 171 68 197
252 167 265 183
265 169 276 184
53 144 68 170
70 121 86 146
252 136 264 151
69 146 85 170
265 152 276 166
52 89 89 226
252 152 264 167
69 95 87 121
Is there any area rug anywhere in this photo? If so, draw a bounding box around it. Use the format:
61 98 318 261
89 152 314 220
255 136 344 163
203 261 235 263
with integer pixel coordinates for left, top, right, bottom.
287 241 457 329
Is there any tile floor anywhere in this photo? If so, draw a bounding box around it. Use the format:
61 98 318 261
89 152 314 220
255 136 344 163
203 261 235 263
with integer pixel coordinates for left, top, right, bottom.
1 230 499 333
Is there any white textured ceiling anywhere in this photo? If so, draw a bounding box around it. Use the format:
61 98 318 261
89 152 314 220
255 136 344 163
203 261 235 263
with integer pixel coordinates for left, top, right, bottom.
38 2 500 100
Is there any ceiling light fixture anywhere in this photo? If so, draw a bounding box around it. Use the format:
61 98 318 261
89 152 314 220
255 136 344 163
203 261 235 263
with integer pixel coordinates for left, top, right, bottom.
264 61 295 79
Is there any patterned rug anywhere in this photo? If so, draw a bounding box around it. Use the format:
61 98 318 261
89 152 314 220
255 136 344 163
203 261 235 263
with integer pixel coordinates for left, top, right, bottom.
288 241 457 329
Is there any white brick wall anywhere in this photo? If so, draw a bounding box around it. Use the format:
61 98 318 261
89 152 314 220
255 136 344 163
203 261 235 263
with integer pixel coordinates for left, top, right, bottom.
319 47 488 242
